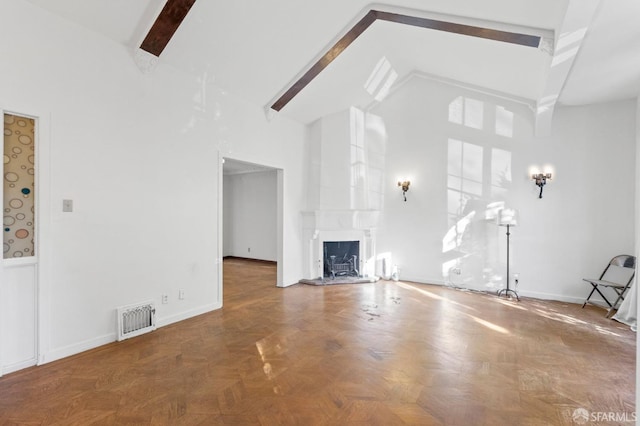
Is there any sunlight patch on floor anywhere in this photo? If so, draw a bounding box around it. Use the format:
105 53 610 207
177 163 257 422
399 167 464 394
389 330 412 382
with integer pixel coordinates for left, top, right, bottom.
397 282 479 313
397 281 509 335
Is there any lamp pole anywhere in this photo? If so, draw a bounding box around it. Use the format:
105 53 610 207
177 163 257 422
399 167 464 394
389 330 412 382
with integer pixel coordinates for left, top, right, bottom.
498 223 519 300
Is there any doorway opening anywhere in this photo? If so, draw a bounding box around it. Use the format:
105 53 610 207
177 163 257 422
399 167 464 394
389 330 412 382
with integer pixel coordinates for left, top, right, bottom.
220 158 283 304
2 111 41 376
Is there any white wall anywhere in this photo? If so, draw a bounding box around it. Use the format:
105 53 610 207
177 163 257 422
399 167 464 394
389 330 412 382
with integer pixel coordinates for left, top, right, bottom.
306 108 387 212
223 171 277 261
361 76 636 302
635 94 639 421
0 0 306 369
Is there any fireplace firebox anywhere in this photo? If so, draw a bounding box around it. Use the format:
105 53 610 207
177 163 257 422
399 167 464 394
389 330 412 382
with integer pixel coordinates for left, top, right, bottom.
323 241 359 278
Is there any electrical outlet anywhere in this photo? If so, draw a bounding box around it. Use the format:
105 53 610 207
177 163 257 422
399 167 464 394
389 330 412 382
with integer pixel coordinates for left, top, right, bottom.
248 247 251 253
62 199 73 212
179 289 185 300
162 294 168 304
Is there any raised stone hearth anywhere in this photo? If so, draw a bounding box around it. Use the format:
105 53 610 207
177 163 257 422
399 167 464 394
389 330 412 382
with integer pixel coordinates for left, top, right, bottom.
299 276 380 286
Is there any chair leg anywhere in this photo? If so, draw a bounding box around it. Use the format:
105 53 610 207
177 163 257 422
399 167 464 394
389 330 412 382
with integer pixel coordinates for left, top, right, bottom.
593 286 612 307
583 285 612 308
582 286 597 308
605 288 628 318
582 283 613 310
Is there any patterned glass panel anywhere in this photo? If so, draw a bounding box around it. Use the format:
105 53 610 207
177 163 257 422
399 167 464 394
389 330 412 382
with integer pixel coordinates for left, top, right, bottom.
3 113 35 259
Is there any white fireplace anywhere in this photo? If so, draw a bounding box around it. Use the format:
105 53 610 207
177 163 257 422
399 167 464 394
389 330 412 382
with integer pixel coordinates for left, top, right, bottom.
301 108 386 281
302 210 379 279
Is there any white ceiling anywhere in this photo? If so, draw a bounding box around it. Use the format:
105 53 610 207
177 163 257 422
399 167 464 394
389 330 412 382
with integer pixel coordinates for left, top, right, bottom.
23 0 640 125
558 0 640 105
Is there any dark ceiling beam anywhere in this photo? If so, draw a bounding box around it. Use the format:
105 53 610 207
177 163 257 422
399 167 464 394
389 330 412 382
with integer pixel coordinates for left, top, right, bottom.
271 9 542 112
271 10 378 112
140 0 197 57
375 11 541 48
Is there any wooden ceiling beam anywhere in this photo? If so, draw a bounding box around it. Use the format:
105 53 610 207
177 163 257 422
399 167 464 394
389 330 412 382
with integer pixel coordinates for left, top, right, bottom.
374 11 540 47
271 9 541 112
140 0 197 57
271 11 378 112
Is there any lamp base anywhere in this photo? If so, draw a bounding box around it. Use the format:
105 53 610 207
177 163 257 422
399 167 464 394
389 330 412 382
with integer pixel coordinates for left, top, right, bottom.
497 288 520 301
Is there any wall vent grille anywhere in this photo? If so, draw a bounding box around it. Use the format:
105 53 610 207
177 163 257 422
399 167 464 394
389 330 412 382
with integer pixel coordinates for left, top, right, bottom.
117 301 156 341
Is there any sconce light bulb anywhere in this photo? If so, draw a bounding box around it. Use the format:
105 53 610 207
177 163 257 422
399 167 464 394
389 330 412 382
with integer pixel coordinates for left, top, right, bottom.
531 171 552 199
398 180 410 201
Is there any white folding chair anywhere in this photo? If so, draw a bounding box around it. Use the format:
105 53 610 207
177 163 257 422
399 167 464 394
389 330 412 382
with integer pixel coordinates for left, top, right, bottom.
582 254 636 317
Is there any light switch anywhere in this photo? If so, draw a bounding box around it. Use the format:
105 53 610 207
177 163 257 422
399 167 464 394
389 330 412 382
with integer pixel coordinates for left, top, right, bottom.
62 199 73 212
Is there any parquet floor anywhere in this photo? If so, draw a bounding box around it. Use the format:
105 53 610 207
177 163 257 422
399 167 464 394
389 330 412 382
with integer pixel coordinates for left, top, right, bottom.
0 258 635 425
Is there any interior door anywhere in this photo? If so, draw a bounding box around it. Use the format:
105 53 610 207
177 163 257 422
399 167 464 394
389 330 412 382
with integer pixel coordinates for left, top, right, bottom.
1 111 38 375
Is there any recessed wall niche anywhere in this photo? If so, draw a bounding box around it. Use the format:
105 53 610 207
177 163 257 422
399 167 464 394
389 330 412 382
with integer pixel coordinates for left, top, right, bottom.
3 113 35 259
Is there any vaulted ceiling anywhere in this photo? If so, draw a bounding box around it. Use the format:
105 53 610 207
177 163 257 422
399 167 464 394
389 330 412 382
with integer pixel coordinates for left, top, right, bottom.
23 0 640 130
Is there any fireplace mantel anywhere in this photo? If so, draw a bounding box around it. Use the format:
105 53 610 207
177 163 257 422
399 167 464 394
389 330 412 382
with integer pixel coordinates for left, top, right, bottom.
302 210 379 231
301 210 380 279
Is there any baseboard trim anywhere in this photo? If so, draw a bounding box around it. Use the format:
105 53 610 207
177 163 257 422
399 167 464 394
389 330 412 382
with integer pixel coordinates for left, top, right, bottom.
223 256 277 265
516 290 585 304
2 358 38 375
156 303 221 328
39 303 222 367
41 333 115 365
393 277 588 305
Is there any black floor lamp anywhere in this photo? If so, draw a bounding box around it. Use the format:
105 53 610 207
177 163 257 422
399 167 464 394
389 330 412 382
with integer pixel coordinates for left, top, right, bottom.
497 208 519 301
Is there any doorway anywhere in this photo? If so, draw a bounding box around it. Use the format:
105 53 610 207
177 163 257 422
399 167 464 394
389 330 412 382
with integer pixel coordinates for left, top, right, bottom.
1 111 40 375
220 157 283 303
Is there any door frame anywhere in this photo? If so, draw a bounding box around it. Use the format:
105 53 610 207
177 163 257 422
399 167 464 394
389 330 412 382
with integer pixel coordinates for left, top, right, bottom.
1 106 51 375
217 154 284 305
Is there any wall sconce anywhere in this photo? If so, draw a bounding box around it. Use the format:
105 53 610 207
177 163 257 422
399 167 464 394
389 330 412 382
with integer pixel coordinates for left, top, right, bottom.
398 180 410 201
532 173 552 198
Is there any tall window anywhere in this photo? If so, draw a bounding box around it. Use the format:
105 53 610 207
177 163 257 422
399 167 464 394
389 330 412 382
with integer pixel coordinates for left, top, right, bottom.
448 96 484 130
3 113 35 259
447 138 483 228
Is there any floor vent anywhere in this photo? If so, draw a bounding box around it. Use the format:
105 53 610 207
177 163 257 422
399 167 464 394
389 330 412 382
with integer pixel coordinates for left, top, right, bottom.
117 301 156 341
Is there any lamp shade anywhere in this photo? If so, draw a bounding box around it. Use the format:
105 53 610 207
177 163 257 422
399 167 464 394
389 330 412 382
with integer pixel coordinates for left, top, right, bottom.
497 208 518 226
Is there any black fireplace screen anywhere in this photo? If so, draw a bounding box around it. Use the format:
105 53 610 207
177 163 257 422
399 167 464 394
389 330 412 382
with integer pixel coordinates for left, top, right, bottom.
323 241 359 278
